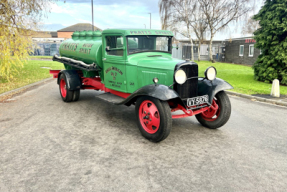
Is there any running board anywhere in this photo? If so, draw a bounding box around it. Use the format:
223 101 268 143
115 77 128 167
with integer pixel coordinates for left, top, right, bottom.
95 93 125 104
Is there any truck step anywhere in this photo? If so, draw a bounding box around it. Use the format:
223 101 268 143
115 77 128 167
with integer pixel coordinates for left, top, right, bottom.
95 93 125 104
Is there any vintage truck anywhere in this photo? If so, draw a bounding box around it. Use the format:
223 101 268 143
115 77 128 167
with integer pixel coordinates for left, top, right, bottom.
50 29 233 142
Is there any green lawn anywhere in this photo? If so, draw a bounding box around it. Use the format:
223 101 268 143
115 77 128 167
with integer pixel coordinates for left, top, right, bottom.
1 59 286 96
0 60 63 94
196 61 287 96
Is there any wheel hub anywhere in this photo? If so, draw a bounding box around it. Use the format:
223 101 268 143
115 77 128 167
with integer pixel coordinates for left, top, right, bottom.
139 100 160 134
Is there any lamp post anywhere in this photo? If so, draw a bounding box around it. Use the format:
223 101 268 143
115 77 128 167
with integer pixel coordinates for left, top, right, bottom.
91 0 94 31
148 13 151 29
144 24 146 29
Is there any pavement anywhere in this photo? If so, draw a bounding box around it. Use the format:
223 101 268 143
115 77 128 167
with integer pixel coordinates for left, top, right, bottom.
0 80 287 191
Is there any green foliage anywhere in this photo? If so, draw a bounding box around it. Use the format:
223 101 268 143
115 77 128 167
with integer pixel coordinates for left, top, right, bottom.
252 0 287 85
0 0 54 81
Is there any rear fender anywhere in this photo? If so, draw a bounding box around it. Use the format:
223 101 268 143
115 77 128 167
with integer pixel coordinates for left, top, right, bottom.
57 70 81 91
198 78 233 104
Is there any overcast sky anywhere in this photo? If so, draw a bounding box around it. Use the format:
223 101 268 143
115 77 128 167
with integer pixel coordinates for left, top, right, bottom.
42 0 263 40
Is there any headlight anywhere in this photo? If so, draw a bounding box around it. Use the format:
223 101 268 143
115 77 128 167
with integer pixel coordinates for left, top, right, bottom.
205 66 217 81
175 69 187 84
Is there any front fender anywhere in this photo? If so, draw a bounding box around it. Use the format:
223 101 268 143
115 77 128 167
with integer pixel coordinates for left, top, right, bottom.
198 78 233 104
117 84 184 106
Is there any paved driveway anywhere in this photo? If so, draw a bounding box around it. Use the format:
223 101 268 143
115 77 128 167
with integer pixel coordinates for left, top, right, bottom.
0 80 286 191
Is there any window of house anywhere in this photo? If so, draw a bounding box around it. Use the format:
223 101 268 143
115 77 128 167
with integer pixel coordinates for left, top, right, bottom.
239 45 244 56
249 44 254 57
106 36 124 56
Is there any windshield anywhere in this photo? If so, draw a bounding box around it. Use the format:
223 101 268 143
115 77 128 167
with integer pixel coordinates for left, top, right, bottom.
127 36 172 55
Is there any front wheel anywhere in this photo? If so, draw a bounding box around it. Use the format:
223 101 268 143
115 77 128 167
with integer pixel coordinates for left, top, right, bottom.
195 91 231 129
135 96 172 142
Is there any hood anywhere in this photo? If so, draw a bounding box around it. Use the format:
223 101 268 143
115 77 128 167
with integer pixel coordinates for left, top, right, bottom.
128 53 183 71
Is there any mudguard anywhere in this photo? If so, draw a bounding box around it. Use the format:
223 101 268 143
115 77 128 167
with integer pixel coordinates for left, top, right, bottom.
57 70 81 91
117 84 185 106
198 78 233 104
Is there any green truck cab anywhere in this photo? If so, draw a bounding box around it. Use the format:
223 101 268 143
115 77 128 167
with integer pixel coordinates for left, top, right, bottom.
51 29 233 142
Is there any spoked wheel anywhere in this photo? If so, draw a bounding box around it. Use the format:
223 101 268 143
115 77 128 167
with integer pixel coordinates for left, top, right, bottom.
59 74 74 102
196 91 231 129
135 96 172 142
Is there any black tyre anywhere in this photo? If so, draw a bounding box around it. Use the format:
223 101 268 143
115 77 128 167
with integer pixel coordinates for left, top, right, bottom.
195 91 231 129
59 74 74 102
73 90 80 101
135 96 172 142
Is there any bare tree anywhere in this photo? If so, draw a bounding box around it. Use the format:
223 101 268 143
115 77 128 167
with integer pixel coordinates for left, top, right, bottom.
159 0 199 61
241 18 260 35
189 4 208 61
198 0 253 62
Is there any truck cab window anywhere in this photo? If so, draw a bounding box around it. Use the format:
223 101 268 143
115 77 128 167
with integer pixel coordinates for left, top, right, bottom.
127 36 172 55
106 36 124 56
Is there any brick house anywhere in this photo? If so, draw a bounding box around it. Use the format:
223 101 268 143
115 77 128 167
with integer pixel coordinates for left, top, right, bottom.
57 23 102 39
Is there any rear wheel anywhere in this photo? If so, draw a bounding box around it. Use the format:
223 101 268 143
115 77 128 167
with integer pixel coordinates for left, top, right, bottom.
195 91 231 129
73 90 80 101
59 74 74 102
135 96 172 142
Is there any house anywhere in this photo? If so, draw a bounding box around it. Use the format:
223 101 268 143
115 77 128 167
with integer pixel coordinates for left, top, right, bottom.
224 37 260 65
57 23 102 39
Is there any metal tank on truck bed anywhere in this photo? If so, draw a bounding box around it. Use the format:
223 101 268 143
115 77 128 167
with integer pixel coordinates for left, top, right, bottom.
55 30 103 78
50 28 233 143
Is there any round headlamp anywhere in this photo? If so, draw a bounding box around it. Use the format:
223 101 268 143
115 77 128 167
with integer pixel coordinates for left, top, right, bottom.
175 69 187 84
205 66 217 81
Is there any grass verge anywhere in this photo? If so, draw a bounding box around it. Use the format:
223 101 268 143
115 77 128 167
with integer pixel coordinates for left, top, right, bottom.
1 59 286 96
0 60 63 94
196 60 287 96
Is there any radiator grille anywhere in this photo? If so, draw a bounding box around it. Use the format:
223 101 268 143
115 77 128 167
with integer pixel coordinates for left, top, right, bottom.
174 64 198 100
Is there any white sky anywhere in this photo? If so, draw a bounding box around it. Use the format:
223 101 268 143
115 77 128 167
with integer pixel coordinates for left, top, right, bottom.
42 0 263 40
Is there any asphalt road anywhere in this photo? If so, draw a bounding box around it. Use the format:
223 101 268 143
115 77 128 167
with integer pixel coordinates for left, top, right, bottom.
0 80 286 192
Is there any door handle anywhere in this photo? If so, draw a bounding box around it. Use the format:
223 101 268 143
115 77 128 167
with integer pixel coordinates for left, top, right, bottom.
103 58 106 61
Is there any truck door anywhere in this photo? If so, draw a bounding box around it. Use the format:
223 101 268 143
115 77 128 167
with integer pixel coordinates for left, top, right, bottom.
102 35 127 93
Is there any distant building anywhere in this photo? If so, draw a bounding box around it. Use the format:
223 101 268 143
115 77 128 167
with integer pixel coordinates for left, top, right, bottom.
224 37 260 65
174 39 225 61
31 31 62 56
57 23 102 39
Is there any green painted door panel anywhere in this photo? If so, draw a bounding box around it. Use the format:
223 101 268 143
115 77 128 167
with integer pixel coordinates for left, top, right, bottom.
103 34 127 92
103 57 126 92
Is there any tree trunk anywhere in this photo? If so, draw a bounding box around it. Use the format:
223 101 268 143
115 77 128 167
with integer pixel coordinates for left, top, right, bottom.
198 42 201 61
209 35 215 63
187 27 194 61
190 39 194 61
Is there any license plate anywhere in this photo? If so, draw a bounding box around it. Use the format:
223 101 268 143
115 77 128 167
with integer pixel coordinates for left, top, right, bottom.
187 95 209 107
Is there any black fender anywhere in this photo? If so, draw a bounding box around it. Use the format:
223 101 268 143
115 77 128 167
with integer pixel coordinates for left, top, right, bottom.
57 70 81 91
198 78 233 104
117 84 185 107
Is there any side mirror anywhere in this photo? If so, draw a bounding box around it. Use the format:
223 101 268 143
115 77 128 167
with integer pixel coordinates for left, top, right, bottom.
105 46 110 52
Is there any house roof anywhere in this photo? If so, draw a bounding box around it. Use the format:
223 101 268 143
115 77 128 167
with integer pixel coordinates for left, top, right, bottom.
57 23 102 32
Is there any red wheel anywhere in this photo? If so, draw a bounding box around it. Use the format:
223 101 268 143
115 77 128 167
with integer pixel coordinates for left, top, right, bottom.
138 100 160 134
59 74 74 102
196 91 231 129
200 99 220 121
60 78 67 98
135 96 172 142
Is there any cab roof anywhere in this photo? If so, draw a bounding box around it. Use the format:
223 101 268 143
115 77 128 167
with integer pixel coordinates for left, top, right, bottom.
102 29 174 36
